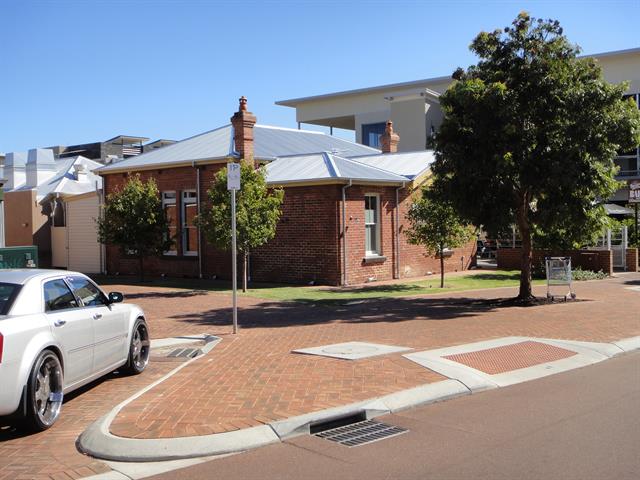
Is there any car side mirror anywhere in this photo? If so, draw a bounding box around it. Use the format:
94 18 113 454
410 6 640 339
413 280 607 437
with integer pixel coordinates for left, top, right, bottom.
108 292 124 304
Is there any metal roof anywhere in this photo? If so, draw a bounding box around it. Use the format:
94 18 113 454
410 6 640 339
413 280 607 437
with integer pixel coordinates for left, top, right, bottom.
105 135 151 144
8 156 103 201
98 124 379 173
348 150 435 180
265 152 407 185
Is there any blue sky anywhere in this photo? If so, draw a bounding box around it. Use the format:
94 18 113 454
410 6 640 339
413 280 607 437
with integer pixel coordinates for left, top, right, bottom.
1 0 638 153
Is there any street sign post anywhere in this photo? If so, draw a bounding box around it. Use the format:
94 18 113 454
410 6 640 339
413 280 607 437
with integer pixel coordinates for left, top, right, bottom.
227 163 241 334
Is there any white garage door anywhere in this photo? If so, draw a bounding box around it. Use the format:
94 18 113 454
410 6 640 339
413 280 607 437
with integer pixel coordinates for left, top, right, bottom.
67 194 101 274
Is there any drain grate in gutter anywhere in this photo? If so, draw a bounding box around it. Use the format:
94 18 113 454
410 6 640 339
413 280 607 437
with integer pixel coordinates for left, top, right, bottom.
167 348 202 358
314 419 407 447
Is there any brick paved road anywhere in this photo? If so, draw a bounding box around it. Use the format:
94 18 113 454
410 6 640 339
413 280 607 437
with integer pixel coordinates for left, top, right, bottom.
0 362 175 480
110 274 640 439
1 273 638 479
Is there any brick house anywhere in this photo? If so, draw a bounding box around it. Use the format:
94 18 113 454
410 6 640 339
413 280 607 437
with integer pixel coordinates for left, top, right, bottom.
98 98 476 285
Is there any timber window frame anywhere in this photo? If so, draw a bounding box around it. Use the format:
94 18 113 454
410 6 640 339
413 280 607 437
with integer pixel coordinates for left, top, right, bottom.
364 193 381 257
181 190 198 256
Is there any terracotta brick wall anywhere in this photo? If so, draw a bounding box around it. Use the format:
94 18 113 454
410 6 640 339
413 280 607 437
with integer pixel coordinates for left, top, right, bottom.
626 248 638 272
252 185 341 285
339 185 476 285
103 168 477 285
497 248 613 276
104 165 224 278
395 188 476 281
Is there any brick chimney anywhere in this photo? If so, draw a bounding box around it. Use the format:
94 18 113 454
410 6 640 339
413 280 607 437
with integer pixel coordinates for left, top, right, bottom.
230 96 257 165
380 120 399 154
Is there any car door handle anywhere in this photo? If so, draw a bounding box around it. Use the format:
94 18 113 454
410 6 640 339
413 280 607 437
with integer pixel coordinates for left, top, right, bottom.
93 313 103 320
54 319 66 327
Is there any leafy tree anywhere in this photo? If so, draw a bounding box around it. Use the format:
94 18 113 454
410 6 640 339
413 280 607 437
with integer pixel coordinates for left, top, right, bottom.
197 163 284 292
406 190 474 288
430 12 640 301
97 175 172 281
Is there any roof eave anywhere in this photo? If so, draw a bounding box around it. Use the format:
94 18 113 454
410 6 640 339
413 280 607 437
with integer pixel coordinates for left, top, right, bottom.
267 178 406 187
275 75 452 107
97 155 235 175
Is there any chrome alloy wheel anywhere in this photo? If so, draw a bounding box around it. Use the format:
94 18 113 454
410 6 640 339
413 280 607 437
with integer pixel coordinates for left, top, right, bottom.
32 352 63 427
131 322 150 371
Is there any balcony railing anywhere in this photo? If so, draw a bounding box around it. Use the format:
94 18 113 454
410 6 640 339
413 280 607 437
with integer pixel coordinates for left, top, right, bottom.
122 145 142 157
614 153 639 179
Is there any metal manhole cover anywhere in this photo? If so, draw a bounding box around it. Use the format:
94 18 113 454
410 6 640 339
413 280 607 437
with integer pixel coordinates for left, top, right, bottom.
322 345 379 355
315 419 408 447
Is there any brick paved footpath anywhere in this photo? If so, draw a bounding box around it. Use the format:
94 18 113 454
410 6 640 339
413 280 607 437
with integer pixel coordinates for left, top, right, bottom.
110 274 640 439
1 273 638 479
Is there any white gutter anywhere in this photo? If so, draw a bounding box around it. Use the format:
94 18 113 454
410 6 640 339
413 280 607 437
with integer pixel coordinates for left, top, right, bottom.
395 183 405 279
341 180 352 286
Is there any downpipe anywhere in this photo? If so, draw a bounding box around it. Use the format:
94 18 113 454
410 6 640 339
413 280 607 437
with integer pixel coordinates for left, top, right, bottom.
342 180 353 286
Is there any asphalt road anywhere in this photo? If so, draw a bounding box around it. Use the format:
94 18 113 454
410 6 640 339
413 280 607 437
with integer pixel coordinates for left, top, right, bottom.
151 351 640 480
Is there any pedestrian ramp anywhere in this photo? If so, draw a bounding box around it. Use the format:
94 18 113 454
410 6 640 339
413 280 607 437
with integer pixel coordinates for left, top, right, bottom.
404 337 624 392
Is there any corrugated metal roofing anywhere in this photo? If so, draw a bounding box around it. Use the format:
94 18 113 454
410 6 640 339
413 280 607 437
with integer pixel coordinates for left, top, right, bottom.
265 152 407 185
253 126 378 158
20 156 104 201
98 124 379 173
348 150 435 180
99 125 232 172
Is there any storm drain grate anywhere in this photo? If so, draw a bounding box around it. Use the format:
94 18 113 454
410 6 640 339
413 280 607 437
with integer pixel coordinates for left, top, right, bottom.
314 419 407 447
167 348 202 358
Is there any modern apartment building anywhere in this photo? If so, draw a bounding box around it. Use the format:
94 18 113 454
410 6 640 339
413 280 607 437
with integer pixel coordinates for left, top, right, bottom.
49 135 151 164
277 48 640 205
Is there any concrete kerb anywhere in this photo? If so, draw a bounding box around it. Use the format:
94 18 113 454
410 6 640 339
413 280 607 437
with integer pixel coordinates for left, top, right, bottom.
77 335 640 465
612 336 640 352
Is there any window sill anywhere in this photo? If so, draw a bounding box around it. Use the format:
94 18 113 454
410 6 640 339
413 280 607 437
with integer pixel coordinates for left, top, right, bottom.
363 255 387 264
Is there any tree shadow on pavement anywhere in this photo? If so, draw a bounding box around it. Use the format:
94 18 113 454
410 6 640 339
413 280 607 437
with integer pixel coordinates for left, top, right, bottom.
166 295 566 330
123 290 209 300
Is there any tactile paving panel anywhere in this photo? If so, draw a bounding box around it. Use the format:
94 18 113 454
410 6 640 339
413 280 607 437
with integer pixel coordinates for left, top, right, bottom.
443 341 577 374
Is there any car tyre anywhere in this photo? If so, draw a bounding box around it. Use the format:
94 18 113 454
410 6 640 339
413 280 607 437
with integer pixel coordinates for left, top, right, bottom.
25 350 64 431
123 319 150 375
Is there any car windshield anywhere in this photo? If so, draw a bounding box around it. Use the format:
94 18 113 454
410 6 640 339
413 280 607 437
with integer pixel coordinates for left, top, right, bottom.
0 283 21 315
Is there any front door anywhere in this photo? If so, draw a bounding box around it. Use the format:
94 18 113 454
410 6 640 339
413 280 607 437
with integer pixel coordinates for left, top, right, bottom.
66 276 127 372
43 278 94 387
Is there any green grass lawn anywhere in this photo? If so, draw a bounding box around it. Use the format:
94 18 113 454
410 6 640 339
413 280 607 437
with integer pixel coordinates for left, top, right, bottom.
95 270 545 303
244 271 546 303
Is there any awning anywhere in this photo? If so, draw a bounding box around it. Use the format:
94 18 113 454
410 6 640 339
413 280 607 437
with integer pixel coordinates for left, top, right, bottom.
603 203 634 215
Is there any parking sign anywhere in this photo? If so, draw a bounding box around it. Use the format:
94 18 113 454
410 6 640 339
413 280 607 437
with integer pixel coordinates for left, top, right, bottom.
227 163 241 191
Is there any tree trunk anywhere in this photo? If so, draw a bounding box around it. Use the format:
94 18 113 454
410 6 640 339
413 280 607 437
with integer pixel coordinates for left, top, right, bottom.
515 201 534 301
242 251 248 293
440 245 445 288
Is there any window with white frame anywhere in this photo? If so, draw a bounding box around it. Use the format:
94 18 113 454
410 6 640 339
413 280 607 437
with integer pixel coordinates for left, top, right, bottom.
181 190 198 256
162 191 177 255
364 194 380 256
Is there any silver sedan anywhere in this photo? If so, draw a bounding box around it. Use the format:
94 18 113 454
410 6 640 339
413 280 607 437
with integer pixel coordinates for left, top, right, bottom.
0 269 150 431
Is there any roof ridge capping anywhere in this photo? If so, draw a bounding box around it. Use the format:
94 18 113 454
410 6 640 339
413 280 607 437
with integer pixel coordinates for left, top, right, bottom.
348 149 435 159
